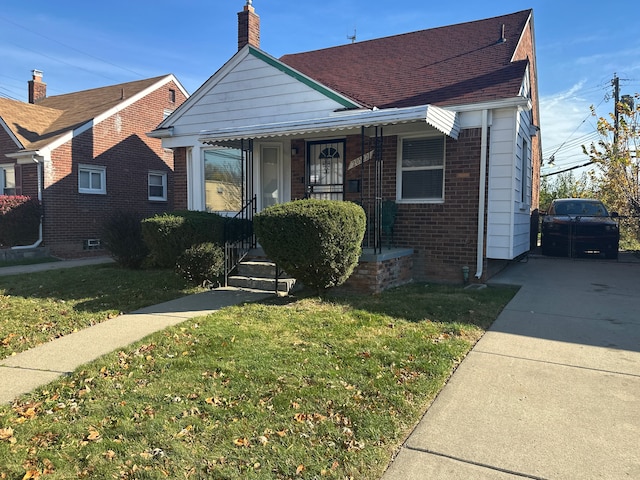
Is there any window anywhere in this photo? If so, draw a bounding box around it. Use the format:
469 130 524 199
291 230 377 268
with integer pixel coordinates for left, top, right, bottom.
204 148 243 212
397 135 445 201
0 164 16 196
148 171 167 201
163 108 174 120
520 139 529 204
78 165 106 194
169 89 176 103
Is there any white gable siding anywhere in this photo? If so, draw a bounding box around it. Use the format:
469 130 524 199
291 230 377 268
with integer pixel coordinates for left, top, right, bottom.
169 54 347 139
486 108 517 259
513 108 533 255
486 107 532 259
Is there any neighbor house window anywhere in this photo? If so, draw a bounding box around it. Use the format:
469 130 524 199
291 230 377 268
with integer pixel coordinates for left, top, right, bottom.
397 135 445 202
0 164 16 196
148 171 167 201
169 89 176 103
78 164 106 194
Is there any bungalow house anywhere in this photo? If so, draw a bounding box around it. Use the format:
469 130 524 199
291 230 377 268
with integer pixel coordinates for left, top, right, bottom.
150 2 541 287
0 72 188 258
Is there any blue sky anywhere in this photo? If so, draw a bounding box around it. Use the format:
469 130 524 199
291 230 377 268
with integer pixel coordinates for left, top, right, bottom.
1 0 639 177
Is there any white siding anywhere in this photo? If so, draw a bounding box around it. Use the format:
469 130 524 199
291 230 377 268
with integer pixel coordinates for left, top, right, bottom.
169 53 346 139
486 108 516 259
486 107 533 259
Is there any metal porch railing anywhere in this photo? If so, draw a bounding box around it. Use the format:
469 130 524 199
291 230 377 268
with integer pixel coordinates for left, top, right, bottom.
223 195 257 287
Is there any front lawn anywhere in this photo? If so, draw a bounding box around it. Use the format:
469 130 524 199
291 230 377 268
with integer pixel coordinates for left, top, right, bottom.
0 264 204 360
0 278 516 479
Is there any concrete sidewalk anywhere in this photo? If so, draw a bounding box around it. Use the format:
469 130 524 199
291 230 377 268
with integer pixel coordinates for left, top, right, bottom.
0 256 115 276
0 265 271 403
382 255 640 479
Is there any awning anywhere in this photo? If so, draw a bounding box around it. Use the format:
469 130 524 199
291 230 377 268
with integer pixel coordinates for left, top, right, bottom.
198 104 460 144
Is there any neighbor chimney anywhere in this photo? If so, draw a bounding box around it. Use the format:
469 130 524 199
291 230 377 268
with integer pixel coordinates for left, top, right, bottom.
28 69 47 104
238 0 260 50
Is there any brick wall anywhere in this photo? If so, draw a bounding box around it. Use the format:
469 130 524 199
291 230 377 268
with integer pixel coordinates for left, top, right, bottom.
286 128 486 283
174 147 188 210
41 80 187 257
341 250 413 294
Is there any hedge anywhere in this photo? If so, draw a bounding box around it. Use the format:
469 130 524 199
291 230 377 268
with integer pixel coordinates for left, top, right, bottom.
0 196 41 247
254 199 366 293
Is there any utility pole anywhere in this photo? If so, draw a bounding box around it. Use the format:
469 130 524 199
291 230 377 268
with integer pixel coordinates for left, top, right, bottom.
613 73 620 145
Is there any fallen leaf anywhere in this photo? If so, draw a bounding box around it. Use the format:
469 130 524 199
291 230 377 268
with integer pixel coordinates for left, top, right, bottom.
233 437 249 447
0 427 14 440
296 464 305 475
86 428 101 441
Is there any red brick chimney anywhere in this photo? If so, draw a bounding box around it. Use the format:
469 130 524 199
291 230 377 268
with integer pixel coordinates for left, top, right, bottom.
238 0 260 50
28 70 47 104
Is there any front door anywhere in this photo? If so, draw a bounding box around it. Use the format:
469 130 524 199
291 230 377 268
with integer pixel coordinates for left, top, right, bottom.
306 140 345 200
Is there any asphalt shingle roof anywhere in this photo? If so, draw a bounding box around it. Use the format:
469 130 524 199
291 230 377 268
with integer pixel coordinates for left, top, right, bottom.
0 76 167 151
280 10 532 109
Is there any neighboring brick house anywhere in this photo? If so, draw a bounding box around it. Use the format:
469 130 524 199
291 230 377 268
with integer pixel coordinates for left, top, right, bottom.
0 72 188 257
150 2 541 285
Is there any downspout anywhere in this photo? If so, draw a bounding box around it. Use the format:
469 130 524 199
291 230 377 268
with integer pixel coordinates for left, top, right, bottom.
12 157 44 249
475 109 489 279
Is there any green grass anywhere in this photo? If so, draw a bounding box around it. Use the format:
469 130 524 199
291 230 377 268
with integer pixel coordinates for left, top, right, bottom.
0 264 204 359
0 279 516 479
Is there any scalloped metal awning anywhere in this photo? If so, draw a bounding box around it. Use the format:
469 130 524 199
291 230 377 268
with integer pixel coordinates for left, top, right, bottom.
198 104 459 144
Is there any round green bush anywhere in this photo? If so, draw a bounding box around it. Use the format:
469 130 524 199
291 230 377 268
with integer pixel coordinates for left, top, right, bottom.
254 199 366 293
175 242 224 287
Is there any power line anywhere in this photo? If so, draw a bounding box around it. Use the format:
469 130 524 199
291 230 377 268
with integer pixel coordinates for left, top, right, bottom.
0 15 145 80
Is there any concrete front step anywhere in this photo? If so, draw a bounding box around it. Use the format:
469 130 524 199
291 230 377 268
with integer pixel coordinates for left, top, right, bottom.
236 260 278 278
229 255 297 294
227 275 296 293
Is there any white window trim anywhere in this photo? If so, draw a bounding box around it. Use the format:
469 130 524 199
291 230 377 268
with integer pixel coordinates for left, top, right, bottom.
0 164 14 195
78 164 106 195
396 133 446 204
148 170 168 201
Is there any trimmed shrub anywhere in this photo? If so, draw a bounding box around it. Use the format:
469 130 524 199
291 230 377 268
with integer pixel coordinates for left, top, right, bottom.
0 196 41 247
101 211 149 269
141 211 225 268
254 199 366 293
175 242 224 287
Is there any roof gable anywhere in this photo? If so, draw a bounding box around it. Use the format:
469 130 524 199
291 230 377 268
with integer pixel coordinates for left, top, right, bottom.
280 10 533 109
0 75 182 151
155 46 360 139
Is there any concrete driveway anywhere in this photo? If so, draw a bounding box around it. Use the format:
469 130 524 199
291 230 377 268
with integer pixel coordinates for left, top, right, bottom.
382 255 640 479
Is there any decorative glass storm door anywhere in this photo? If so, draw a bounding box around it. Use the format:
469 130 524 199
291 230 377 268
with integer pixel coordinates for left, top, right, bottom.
307 140 345 200
260 144 280 209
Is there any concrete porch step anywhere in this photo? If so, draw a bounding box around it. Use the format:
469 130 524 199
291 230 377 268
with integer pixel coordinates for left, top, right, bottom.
228 253 297 295
227 275 296 294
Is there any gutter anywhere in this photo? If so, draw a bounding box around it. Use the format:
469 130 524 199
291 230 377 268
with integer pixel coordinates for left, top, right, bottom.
475 109 489 279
